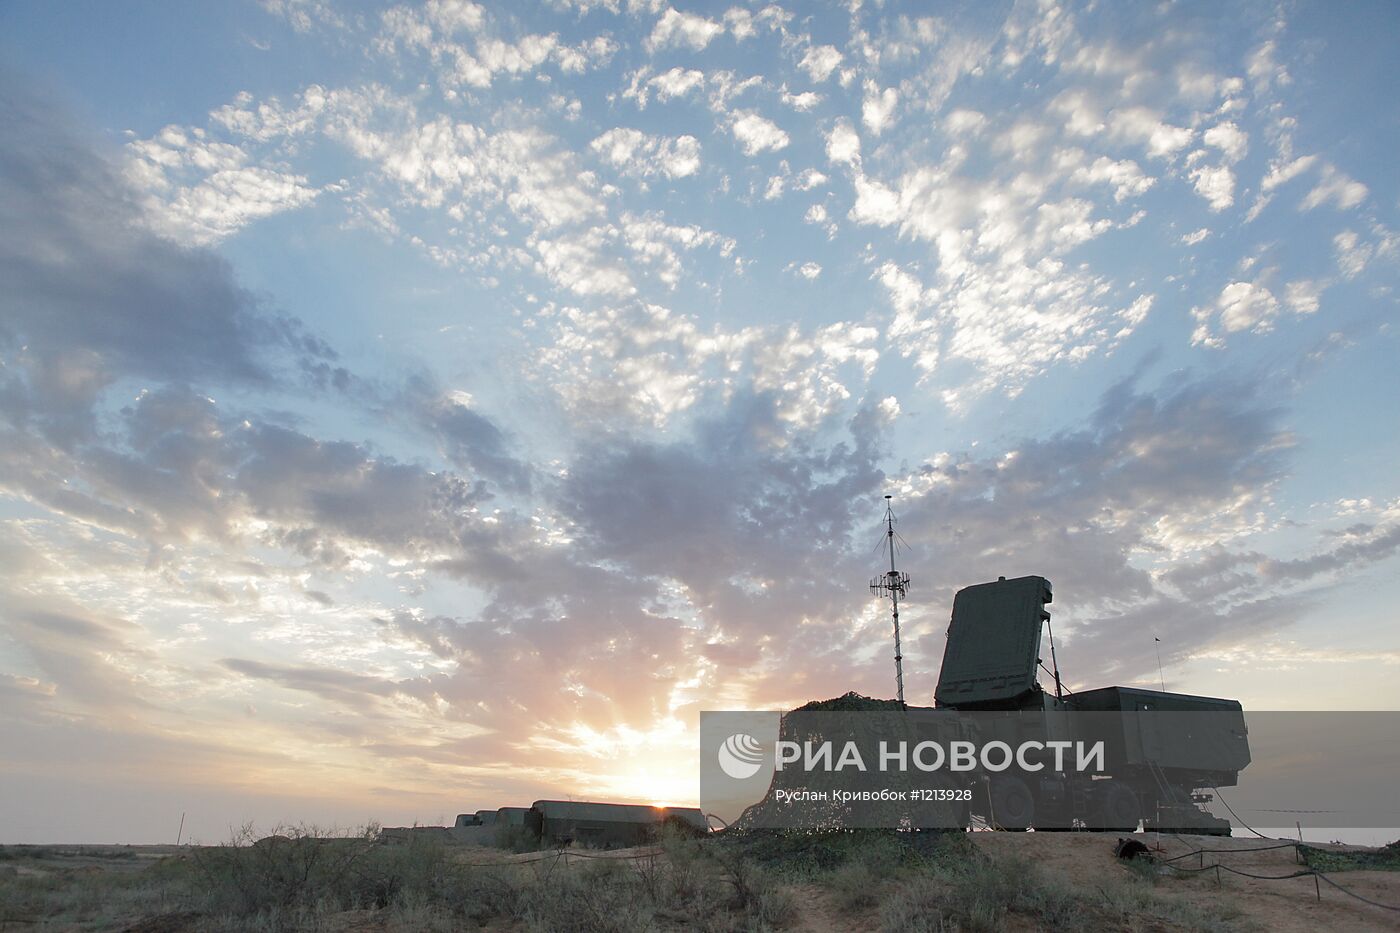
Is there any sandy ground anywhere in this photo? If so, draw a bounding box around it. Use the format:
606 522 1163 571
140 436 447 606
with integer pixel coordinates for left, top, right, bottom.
965 830 1400 933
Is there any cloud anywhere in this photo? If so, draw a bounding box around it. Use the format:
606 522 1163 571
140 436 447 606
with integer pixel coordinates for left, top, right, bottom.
799 45 843 83
1202 121 1247 163
1260 154 1315 194
846 137 1144 404
1 359 1340 744
1246 39 1290 94
888 373 1302 677
1332 230 1372 279
944 109 987 136
645 7 724 53
335 106 605 226
1107 107 1192 159
861 82 898 136
0 86 529 598
375 4 616 89
1191 281 1281 346
1065 152 1154 202
619 212 736 287
130 156 321 245
529 227 635 297
729 111 789 156
591 128 702 178
209 86 328 142
548 394 892 688
554 34 619 72
401 376 532 492
1 596 156 714
1189 162 1235 212
781 89 822 111
648 66 706 102
1214 281 1279 332
825 119 861 166
1283 280 1321 315
260 0 348 33
0 83 340 449
534 370 1309 705
1301 164 1367 211
221 658 405 711
533 298 881 430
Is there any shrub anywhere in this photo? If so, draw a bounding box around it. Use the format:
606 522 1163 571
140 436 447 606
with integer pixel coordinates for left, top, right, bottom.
182 821 502 928
876 855 1081 933
517 859 652 933
190 823 378 918
830 857 883 912
495 823 542 853
876 849 1253 933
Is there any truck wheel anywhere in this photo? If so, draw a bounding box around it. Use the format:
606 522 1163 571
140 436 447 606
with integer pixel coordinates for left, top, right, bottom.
989 775 1034 831
1090 783 1140 832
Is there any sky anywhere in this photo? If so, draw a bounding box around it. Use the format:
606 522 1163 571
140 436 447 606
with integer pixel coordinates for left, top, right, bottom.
1 0 1397 844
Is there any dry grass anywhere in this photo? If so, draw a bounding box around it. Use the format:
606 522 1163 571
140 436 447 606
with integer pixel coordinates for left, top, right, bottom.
0 828 1271 932
874 847 1254 933
0 823 807 931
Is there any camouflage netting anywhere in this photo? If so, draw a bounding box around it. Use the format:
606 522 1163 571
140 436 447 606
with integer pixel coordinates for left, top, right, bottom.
729 695 962 831
792 691 912 713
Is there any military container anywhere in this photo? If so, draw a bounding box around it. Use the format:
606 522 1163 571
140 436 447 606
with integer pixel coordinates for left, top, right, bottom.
1070 686 1249 785
529 800 708 848
495 806 531 826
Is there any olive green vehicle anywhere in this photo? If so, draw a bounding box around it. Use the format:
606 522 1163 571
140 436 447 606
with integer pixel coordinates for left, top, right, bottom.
935 575 1248 834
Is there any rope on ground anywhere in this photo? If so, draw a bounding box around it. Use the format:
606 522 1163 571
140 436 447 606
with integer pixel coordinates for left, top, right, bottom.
1192 864 1314 882
1159 841 1300 863
1314 869 1400 912
1150 839 1400 912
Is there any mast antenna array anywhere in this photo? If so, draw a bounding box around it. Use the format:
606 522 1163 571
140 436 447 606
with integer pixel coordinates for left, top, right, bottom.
870 495 911 707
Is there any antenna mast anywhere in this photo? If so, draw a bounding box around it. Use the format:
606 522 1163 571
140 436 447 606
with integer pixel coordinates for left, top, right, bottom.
870 495 910 708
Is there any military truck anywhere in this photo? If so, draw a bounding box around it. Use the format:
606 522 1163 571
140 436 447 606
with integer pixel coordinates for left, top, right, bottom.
934 575 1248 834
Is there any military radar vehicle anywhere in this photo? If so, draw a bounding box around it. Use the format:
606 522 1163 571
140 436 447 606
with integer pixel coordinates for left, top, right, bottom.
935 575 1248 834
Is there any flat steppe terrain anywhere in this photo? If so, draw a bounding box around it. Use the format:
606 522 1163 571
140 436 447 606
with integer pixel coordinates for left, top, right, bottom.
1 830 1396 931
